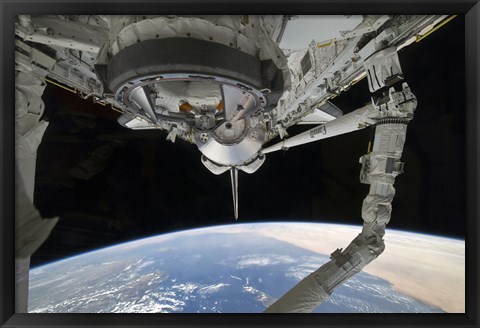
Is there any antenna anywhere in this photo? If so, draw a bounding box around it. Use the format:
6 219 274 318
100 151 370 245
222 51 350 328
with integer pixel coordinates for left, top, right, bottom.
230 167 238 220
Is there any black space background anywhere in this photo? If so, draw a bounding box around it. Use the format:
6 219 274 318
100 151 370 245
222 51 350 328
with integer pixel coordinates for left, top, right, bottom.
31 16 466 268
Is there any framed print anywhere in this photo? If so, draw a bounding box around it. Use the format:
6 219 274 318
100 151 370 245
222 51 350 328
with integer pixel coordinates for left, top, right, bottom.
1 1 478 327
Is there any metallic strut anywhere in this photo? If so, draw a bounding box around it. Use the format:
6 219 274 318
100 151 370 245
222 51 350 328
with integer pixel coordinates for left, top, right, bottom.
130 86 158 123
230 167 239 220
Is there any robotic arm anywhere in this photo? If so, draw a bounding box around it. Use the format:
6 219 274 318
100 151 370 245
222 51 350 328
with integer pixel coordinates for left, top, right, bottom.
263 46 417 313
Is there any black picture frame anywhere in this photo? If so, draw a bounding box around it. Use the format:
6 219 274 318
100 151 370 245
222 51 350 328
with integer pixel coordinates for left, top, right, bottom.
1 1 478 327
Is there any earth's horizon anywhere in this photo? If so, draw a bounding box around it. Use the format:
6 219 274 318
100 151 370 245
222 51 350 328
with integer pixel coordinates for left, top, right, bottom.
28 222 465 313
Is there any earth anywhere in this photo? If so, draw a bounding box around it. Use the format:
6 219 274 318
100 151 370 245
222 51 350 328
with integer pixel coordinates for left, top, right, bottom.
28 222 465 313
